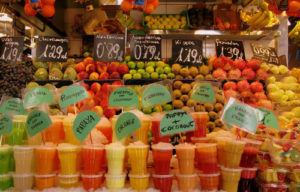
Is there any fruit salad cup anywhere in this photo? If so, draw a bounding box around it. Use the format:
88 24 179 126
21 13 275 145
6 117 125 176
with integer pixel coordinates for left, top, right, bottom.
258 165 288 183
258 182 288 192
240 139 261 168
269 139 300 165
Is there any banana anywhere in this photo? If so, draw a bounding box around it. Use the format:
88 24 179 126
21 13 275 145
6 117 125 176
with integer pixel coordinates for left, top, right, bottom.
255 11 272 29
250 11 268 28
289 21 300 39
247 11 264 26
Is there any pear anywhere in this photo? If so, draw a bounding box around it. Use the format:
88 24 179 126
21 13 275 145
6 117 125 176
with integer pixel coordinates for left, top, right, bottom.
270 66 279 74
268 91 283 102
267 84 280 92
282 76 298 83
278 65 289 75
292 107 300 117
275 82 284 89
267 76 276 83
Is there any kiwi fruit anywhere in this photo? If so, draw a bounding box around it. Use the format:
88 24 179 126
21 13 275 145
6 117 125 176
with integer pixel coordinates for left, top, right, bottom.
216 94 225 104
189 66 199 77
214 103 224 112
176 75 184 79
207 122 216 130
181 83 191 94
180 95 189 103
204 103 214 112
173 89 182 99
194 105 201 112
182 106 192 113
187 100 196 107
195 74 204 79
215 119 223 127
208 111 218 120
180 67 190 77
173 81 183 89
173 100 184 109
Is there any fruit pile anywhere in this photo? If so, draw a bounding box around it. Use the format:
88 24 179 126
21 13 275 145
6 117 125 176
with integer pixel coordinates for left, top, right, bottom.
188 7 213 28
171 61 212 79
289 20 300 45
211 56 267 81
144 14 188 30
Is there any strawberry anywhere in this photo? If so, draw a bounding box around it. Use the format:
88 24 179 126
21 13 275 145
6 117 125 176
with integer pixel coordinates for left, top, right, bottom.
277 172 285 181
282 143 292 152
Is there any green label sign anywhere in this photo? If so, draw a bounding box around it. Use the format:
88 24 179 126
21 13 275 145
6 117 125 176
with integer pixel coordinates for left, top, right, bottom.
115 112 141 140
223 102 258 133
141 84 171 108
26 110 52 137
0 115 12 135
73 111 100 142
109 87 139 107
191 83 215 103
160 110 195 136
0 98 27 115
24 87 54 108
258 108 279 129
59 85 88 108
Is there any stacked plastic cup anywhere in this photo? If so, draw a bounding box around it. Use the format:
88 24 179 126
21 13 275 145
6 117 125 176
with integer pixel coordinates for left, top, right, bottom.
151 113 170 144
175 143 197 192
0 145 13 190
128 141 150 191
105 142 126 190
152 142 174 192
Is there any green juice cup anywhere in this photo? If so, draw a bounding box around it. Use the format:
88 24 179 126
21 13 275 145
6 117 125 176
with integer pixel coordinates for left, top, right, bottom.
0 145 12 174
0 174 13 190
7 116 27 145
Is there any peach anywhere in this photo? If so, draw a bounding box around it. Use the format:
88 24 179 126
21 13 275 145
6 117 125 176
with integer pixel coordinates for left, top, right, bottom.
112 80 123 86
86 64 96 73
101 83 110 93
87 90 95 98
89 72 100 80
109 71 121 79
91 82 101 93
254 92 267 101
240 90 253 101
83 57 94 66
100 99 109 108
213 58 224 69
107 62 119 74
96 62 108 73
77 71 89 80
75 62 85 72
223 62 233 71
117 64 129 74
99 72 109 80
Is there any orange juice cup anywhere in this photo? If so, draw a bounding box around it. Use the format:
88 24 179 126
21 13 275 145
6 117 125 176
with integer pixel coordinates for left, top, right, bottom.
35 145 57 175
221 167 242 192
196 143 218 174
58 174 79 189
151 113 170 144
198 172 220 191
175 143 195 175
191 137 210 144
95 117 112 143
83 144 105 175
57 144 80 175
45 116 65 144
82 174 104 191
224 139 246 168
35 174 56 190
152 174 173 192
152 142 173 175
190 112 209 137
216 137 229 167
129 174 150 191
176 174 197 192
127 141 149 175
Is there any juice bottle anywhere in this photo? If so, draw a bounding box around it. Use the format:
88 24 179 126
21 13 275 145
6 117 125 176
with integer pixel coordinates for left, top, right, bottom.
13 174 34 190
8 116 26 145
151 113 169 144
82 144 105 174
175 143 195 175
35 174 56 191
198 173 220 191
82 174 104 191
111 115 129 145
0 174 13 190
152 142 173 174
127 141 149 175
176 174 197 192
129 174 150 191
132 111 151 144
152 174 173 192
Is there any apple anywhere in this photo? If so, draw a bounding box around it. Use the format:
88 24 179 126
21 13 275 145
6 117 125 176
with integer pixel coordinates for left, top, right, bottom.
89 72 99 80
83 57 94 66
109 71 121 79
96 62 108 73
237 80 250 92
233 59 246 70
107 62 119 74
224 89 238 99
242 68 256 80
212 68 227 79
77 71 89 80
86 64 96 73
112 80 123 86
223 62 232 71
250 81 264 93
75 62 85 73
99 72 109 80
228 69 241 79
100 99 109 108
247 59 261 70
117 64 129 74
223 81 237 90
91 82 101 93
256 68 267 80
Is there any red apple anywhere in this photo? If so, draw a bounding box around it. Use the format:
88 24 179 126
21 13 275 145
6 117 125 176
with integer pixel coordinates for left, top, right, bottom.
112 80 123 86
237 80 250 92
96 62 108 73
228 69 241 79
250 81 264 93
107 62 119 74
91 82 101 94
224 89 238 100
233 59 246 70
247 59 261 70
77 71 89 80
213 57 224 69
254 92 267 101
242 68 256 80
109 71 121 79
223 81 237 90
89 72 99 80
99 72 109 80
212 68 227 79
75 62 85 73
101 83 110 93
117 64 129 75
256 68 267 80
86 64 96 74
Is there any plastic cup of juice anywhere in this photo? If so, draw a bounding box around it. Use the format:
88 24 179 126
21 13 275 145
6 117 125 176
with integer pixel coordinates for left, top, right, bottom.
83 144 105 174
13 174 34 191
95 117 112 143
111 115 129 145
216 137 229 167
190 112 209 137
105 174 126 190
0 145 12 174
240 139 261 168
35 174 56 191
152 142 173 175
129 174 150 191
82 173 104 191
105 142 125 175
127 141 149 175
57 143 80 175
0 174 13 190
27 132 43 145
63 115 80 145
224 139 246 168
58 173 79 189
176 174 197 192
198 172 220 191
151 113 170 144
13 146 35 174
133 114 151 145
45 116 65 144
152 174 173 192
8 117 26 145
35 144 57 174
175 143 195 175
221 167 242 192
238 167 257 192
196 143 218 174
191 137 209 144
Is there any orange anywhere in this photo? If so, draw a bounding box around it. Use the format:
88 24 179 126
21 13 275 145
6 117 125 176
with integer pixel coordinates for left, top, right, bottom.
41 5 55 18
121 0 132 12
24 3 37 16
143 4 154 14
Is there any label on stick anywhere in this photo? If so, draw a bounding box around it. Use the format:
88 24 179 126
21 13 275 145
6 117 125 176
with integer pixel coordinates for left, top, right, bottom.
109 87 139 107
26 110 52 137
141 84 171 108
0 98 27 115
0 115 13 135
24 87 54 108
59 85 88 108
115 112 141 140
191 83 215 103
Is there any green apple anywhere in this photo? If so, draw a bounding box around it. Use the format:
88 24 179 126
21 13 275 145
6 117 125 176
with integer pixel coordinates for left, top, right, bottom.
163 104 172 111
133 73 142 79
156 67 164 74
164 66 171 74
160 74 167 79
143 107 152 114
146 66 154 73
128 61 136 69
153 106 160 113
142 72 150 79
156 61 165 68
167 73 175 79
130 69 137 75
125 56 131 62
137 69 145 74
137 61 145 69
151 72 159 79
123 74 132 79
146 61 155 67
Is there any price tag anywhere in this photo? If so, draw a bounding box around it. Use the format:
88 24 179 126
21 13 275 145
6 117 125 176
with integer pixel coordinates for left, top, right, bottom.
24 87 54 108
109 87 139 107
172 39 203 66
0 115 12 135
258 108 279 129
73 111 100 142
215 39 245 60
36 36 68 62
94 34 125 62
250 43 279 65
115 112 141 140
160 110 195 136
59 85 89 109
26 110 52 137
141 84 171 108
0 98 27 115
191 83 215 103
0 37 23 63
130 35 161 61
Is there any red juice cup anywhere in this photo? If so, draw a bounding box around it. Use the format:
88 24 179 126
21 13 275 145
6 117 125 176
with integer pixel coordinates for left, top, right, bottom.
191 137 209 169
152 174 173 192
82 174 104 191
152 142 173 174
196 143 218 174
152 113 170 144
198 172 220 191
83 144 105 175
190 112 208 137
240 139 261 168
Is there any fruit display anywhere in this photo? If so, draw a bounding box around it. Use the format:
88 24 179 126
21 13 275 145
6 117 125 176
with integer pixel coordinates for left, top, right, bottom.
188 6 213 29
171 59 212 79
143 12 189 30
258 165 288 183
214 4 240 30
289 20 300 45
120 0 159 14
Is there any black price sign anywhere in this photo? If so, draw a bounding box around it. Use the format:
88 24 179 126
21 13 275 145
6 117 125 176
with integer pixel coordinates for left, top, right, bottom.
0 37 24 63
36 36 68 62
94 34 125 62
250 43 279 65
215 39 245 60
130 35 161 61
172 39 203 66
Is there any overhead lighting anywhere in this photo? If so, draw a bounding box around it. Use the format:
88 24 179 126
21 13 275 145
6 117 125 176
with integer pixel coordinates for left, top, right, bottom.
33 35 38 38
256 30 263 35
0 13 13 22
25 26 31 30
194 30 222 35
0 33 6 37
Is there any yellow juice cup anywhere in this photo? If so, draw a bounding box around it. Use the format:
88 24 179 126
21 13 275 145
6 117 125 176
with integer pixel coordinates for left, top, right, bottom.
127 141 149 175
105 174 126 190
224 139 246 168
57 143 80 175
58 174 79 189
216 137 229 167
221 167 242 192
176 173 197 192
111 116 129 145
63 115 80 145
129 174 150 191
13 146 35 174
175 143 195 175
133 115 151 144
105 142 126 175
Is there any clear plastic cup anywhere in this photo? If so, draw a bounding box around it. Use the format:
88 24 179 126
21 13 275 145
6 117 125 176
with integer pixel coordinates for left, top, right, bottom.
13 174 34 190
45 116 65 144
241 167 257 179
240 139 261 168
196 143 218 174
35 174 56 191
190 112 209 137
129 174 150 191
151 113 170 144
63 115 80 145
152 142 173 175
152 174 173 192
221 167 242 192
105 142 126 175
198 172 220 191
224 139 246 168
105 174 126 190
0 145 12 174
35 144 57 174
127 141 149 175
83 144 105 174
13 146 35 174
57 143 80 175
0 174 13 190
82 173 104 191
8 117 26 145
175 143 195 174
176 174 197 192
58 173 79 189
191 137 210 144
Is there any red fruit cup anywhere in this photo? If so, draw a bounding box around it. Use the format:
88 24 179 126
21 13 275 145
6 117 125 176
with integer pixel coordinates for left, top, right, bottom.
152 113 170 144
198 172 220 191
240 139 261 168
257 151 272 165
241 167 257 179
190 112 209 138
259 183 288 192
152 142 173 175
196 143 218 174
152 174 173 192
81 173 104 191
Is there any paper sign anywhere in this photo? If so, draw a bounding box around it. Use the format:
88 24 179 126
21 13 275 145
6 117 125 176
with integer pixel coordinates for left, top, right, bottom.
0 98 27 115
250 43 279 65
258 108 279 129
109 87 139 107
223 102 258 133
26 110 52 137
215 39 246 61
160 110 195 136
59 85 88 108
141 84 171 108
0 115 12 135
191 83 215 103
115 112 141 140
24 87 54 108
73 111 100 142
0 37 24 63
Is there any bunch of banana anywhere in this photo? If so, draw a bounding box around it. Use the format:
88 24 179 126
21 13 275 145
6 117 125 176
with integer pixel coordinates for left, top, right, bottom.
289 21 300 45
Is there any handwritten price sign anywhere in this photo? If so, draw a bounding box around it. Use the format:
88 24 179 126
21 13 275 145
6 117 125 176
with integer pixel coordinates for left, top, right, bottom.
215 39 246 61
250 43 279 65
130 35 161 61
0 37 23 63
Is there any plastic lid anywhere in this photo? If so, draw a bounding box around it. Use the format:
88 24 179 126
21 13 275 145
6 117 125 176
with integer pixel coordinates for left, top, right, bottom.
127 141 149 149
195 143 217 148
0 145 11 150
198 172 220 177
105 174 126 178
175 143 195 149
35 144 56 150
105 142 125 149
81 173 104 178
152 174 173 178
58 173 80 178
152 142 174 150
129 174 150 178
35 174 56 178
13 145 34 150
241 167 258 171
83 144 104 150
57 143 80 150
0 174 11 178
13 174 34 177
176 174 197 178
221 167 242 172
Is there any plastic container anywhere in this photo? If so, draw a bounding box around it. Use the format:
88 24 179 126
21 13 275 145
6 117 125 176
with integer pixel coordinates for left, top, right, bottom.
221 167 242 192
257 151 272 165
196 143 218 174
190 112 209 137
82 144 105 174
129 174 150 191
0 146 12 174
35 174 56 190
258 167 288 183
151 113 170 144
13 146 35 174
127 142 149 175
241 167 257 179
223 139 246 168
105 174 126 190
58 174 79 189
198 172 220 191
45 116 65 144
240 139 261 168
259 183 288 192
35 145 57 174
0 174 13 190
176 174 197 192
175 143 195 174
82 173 104 191
152 142 173 174
105 142 126 175
57 144 80 175
152 174 173 192
13 174 34 191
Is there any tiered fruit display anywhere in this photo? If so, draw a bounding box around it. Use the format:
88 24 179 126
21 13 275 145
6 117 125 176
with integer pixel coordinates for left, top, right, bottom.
171 60 212 79
188 7 213 28
144 14 189 30
288 21 300 45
